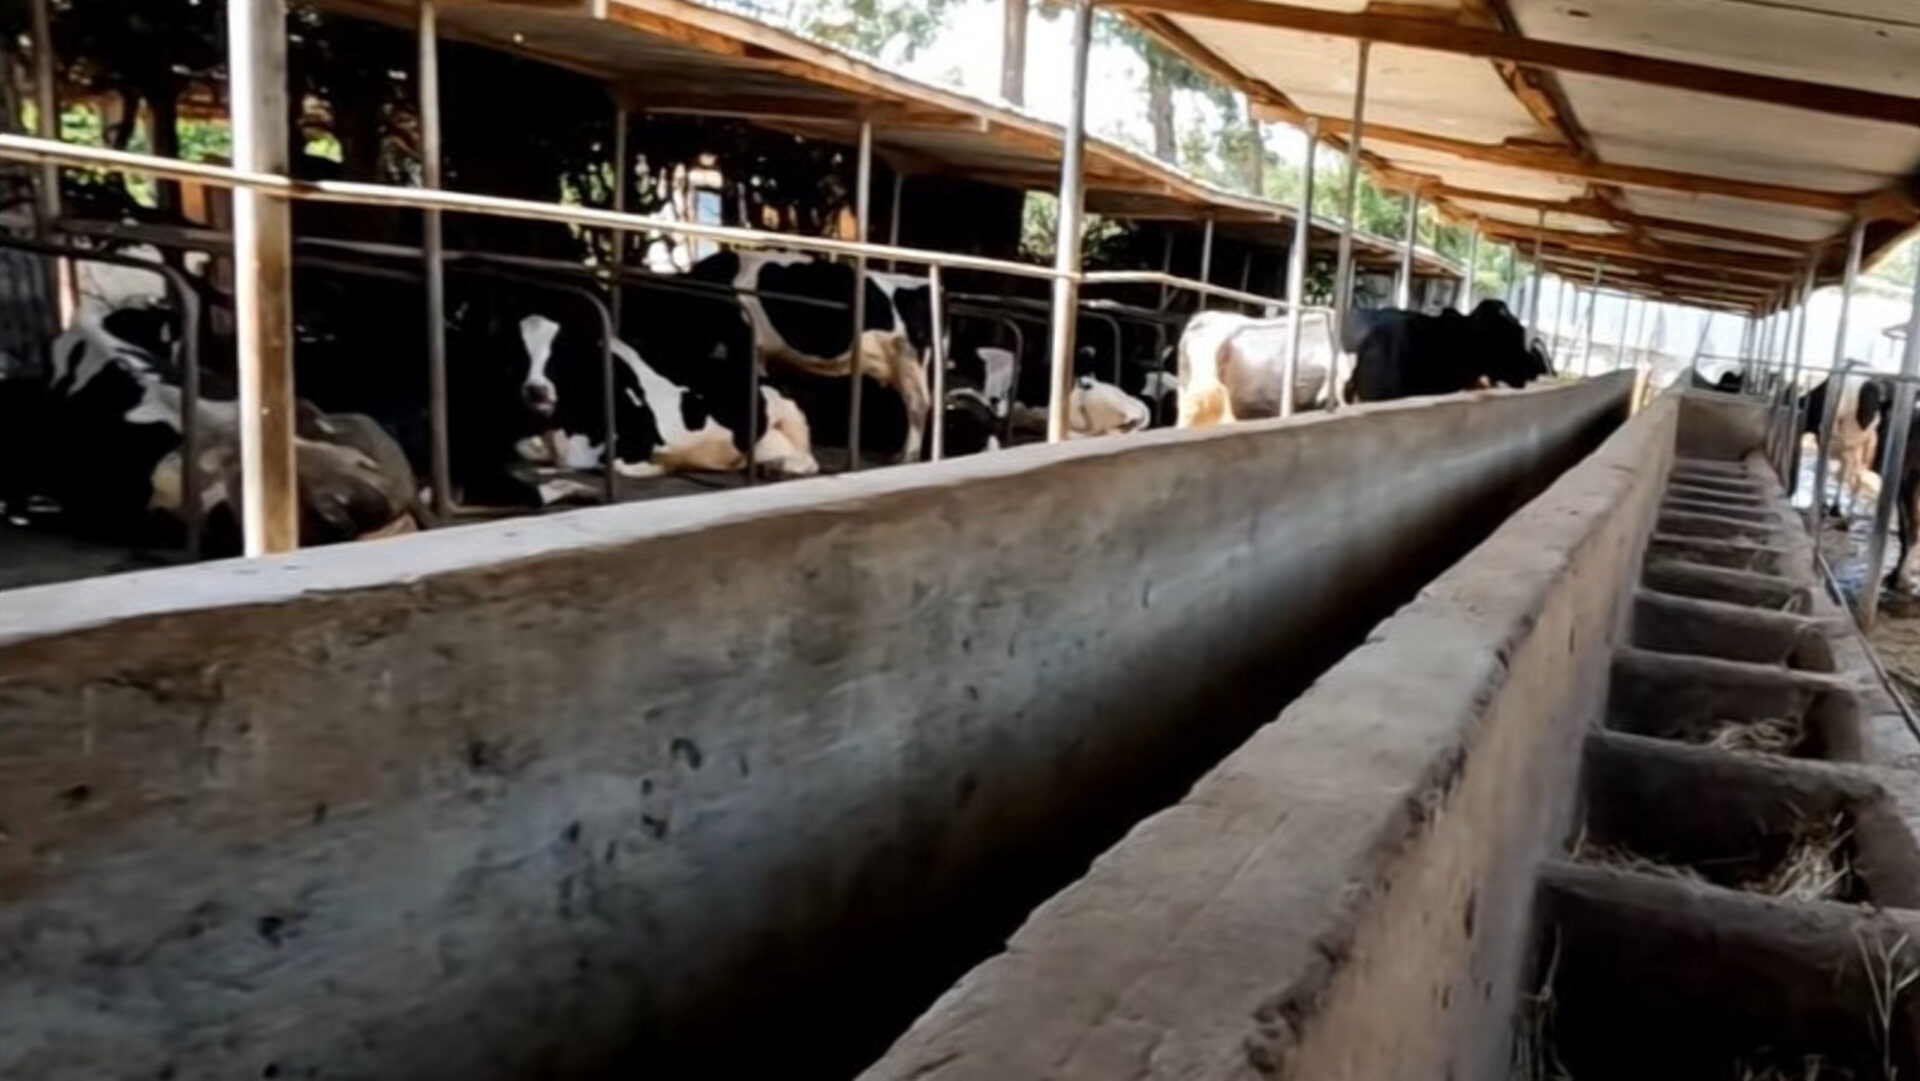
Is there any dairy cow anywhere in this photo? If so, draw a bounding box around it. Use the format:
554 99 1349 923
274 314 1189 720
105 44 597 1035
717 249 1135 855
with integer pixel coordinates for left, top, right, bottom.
24 303 416 548
1343 300 1551 402
680 251 934 461
511 313 818 480
1175 309 1343 429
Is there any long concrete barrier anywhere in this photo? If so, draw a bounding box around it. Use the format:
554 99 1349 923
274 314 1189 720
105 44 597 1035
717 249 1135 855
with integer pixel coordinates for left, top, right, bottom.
863 385 1676 1081
0 374 1629 1081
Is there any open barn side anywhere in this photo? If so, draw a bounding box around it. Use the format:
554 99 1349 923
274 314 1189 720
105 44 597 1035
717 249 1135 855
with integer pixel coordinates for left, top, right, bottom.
0 375 1627 1081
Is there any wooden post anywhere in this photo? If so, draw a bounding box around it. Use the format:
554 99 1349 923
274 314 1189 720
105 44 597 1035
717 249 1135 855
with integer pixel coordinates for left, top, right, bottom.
1394 191 1418 309
228 0 298 554
1044 0 1093 444
1333 39 1371 325
846 118 874 468
1283 116 1317 416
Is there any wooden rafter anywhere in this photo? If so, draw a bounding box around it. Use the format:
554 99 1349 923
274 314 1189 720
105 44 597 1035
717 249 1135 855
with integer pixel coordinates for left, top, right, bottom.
1281 115 1863 212
1109 0 1920 126
1474 218 1804 278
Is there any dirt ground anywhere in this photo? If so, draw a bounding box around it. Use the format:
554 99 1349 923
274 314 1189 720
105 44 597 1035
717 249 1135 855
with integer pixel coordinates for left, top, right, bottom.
1803 443 1920 703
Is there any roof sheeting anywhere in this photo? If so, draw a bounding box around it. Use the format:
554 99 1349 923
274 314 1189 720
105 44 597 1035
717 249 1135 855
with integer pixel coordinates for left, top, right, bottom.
1128 0 1920 309
321 0 1461 276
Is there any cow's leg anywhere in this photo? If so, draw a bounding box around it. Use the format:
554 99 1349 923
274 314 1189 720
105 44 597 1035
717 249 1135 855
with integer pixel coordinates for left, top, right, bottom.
1891 473 1916 592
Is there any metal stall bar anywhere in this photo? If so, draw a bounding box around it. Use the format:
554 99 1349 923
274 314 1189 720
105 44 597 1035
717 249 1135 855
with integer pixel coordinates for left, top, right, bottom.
1783 265 1816 492
1284 117 1318 416
1333 39 1371 327
1458 224 1478 313
610 101 630 327
1811 221 1867 526
0 237 205 553
1045 0 1095 444
419 0 453 521
1394 191 1417 310
845 119 874 470
1551 274 1571 368
1199 217 1215 285
1079 271 1288 310
227 0 297 555
1862 272 1920 630
1584 262 1604 375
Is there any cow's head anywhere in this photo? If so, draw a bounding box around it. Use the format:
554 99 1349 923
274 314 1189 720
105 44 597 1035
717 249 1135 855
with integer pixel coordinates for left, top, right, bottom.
517 314 563 417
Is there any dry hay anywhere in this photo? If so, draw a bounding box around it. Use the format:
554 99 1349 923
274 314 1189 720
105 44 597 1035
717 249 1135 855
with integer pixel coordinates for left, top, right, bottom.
1570 813 1853 904
1707 716 1806 756
1746 812 1854 903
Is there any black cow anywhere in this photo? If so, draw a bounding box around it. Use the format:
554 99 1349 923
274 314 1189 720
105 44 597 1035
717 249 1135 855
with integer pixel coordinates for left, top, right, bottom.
1343 300 1552 402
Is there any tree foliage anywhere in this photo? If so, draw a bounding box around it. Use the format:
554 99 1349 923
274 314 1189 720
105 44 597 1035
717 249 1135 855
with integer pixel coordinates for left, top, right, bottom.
787 0 965 63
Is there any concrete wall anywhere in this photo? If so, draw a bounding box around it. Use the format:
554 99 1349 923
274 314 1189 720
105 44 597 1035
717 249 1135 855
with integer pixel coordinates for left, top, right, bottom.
862 387 1677 1081
0 376 1628 1081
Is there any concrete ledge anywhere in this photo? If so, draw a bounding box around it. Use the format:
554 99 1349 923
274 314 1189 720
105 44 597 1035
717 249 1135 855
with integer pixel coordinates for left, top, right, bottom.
860 387 1673 1081
0 376 1629 1081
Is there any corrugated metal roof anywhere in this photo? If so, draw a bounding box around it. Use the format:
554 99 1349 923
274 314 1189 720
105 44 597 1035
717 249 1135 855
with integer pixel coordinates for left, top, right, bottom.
1127 0 1920 308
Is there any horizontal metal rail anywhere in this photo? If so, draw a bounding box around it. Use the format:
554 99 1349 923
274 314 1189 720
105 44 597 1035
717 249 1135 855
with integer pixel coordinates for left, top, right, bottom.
1080 270 1295 313
0 133 1063 283
7 134 1293 320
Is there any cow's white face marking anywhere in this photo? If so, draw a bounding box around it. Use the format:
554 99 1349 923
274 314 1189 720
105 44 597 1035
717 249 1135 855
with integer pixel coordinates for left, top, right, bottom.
518 315 563 416
1140 370 1179 399
975 347 1015 415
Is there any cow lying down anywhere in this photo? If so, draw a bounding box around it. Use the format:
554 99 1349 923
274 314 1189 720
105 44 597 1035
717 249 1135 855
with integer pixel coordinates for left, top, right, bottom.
41 306 419 550
510 314 819 482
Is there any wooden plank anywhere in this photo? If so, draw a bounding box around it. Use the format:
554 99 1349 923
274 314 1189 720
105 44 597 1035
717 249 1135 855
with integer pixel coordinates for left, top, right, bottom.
1114 0 1920 127
228 0 298 554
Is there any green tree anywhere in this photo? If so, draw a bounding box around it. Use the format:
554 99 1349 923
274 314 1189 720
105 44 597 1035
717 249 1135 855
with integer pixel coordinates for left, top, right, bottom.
787 0 962 63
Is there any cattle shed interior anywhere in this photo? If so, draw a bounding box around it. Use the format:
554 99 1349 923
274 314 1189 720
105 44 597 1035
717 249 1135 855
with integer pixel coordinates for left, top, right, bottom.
15 2 1920 1081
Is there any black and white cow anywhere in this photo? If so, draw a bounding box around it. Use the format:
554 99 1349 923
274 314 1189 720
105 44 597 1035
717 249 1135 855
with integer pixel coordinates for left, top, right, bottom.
510 312 818 480
1343 300 1552 402
25 303 417 549
679 250 934 461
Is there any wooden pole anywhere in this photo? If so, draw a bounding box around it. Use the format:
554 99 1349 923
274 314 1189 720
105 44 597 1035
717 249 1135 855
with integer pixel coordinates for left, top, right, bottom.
1044 0 1093 444
1334 39 1370 328
1283 116 1317 417
228 0 298 554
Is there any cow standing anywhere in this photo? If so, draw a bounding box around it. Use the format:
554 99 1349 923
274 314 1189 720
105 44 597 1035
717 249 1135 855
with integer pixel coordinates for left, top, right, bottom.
677 251 934 462
1344 300 1551 402
1175 309 1343 429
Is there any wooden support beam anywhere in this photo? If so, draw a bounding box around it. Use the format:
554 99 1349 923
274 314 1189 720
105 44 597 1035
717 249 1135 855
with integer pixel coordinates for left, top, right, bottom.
1410 182 1817 254
1476 219 1800 278
1111 0 1920 127
1280 115 1862 212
